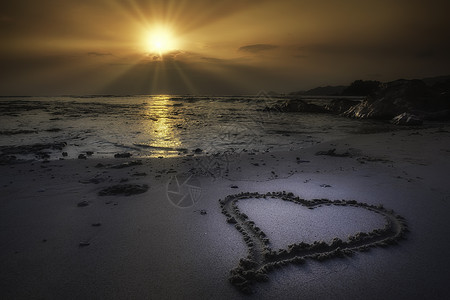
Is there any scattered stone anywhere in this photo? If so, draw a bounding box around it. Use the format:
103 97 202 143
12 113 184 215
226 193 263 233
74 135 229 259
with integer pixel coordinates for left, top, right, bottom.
0 142 67 159
0 129 37 135
132 172 147 177
296 157 310 163
315 149 351 157
98 184 149 196
79 177 105 184
193 148 203 154
45 128 62 132
77 200 89 207
114 152 132 158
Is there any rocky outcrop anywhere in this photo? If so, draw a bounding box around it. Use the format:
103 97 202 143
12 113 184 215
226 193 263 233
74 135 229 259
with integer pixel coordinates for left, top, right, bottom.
343 79 450 120
265 99 327 113
324 98 361 114
391 113 423 126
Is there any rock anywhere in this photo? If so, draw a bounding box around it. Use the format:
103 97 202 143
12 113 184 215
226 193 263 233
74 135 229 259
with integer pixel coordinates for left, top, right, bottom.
324 98 361 114
114 152 132 158
79 177 105 184
98 184 149 196
343 79 450 120
391 113 423 126
132 172 147 177
78 154 87 159
77 200 89 207
266 98 327 113
193 148 203 154
315 149 351 157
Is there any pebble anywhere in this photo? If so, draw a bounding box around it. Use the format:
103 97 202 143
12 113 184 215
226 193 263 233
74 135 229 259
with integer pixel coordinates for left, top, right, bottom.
77 200 89 207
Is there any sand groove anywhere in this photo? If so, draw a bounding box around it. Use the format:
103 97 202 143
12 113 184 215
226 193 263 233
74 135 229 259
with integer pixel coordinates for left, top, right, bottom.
219 192 408 294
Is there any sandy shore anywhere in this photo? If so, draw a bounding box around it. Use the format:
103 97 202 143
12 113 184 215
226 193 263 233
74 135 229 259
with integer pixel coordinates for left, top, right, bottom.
1 126 450 299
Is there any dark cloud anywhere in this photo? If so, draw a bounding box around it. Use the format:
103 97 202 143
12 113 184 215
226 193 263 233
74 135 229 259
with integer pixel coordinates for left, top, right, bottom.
238 44 278 53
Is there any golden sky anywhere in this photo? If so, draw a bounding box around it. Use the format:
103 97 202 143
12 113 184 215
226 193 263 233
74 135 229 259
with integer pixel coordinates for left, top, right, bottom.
1 0 449 95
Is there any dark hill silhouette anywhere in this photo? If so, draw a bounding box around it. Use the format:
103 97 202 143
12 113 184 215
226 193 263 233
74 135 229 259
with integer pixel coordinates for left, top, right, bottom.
290 85 346 96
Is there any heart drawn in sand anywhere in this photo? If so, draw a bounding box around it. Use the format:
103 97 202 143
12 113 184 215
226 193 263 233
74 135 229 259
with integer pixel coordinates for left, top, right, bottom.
219 192 408 294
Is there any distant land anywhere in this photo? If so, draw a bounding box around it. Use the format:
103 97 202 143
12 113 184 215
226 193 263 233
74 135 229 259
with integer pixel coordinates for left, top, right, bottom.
289 75 450 97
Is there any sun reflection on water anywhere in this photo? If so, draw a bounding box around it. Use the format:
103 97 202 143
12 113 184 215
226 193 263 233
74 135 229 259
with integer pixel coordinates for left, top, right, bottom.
142 95 183 157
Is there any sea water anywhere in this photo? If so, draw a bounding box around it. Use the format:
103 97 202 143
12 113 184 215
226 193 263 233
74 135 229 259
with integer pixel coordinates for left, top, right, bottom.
0 95 375 160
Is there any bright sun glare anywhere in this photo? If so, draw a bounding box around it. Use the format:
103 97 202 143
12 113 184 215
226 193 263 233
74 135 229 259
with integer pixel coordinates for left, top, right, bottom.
147 27 177 55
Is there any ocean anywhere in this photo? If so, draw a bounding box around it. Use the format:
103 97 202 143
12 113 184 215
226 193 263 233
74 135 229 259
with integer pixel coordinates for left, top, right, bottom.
0 94 383 161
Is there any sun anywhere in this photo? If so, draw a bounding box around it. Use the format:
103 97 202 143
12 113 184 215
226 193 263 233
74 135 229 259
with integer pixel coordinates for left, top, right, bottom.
146 27 177 55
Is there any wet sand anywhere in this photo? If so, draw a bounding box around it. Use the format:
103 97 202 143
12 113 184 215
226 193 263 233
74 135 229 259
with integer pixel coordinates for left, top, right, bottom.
1 126 450 299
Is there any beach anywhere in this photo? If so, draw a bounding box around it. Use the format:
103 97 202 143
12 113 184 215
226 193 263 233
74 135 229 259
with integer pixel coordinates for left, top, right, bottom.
2 0 450 298
1 125 450 299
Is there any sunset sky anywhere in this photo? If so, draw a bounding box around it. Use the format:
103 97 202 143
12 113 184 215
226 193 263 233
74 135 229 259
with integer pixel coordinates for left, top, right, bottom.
1 0 449 95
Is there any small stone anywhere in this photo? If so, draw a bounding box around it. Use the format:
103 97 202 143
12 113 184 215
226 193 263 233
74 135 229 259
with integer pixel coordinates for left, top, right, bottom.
62 152 68 157
230 185 239 189
79 242 90 247
320 184 332 188
193 148 203 154
77 200 89 207
200 210 207 215
114 152 132 158
91 223 102 227
78 154 87 159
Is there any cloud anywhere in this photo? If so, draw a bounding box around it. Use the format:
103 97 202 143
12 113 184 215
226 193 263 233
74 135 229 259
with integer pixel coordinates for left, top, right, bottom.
238 44 277 53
